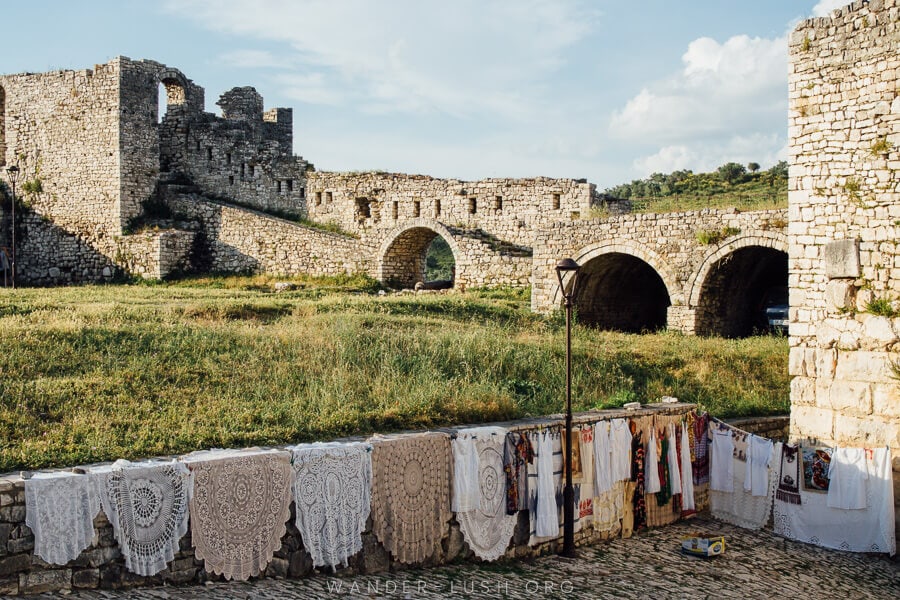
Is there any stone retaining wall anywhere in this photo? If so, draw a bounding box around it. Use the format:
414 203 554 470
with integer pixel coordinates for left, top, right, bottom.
0 404 698 596
725 415 791 442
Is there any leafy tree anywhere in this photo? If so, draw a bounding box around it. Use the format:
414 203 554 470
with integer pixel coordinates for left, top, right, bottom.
717 162 747 185
747 162 760 173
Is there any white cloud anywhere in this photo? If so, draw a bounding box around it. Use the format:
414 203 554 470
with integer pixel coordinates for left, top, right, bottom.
609 32 788 179
165 0 597 119
219 49 296 69
812 0 848 17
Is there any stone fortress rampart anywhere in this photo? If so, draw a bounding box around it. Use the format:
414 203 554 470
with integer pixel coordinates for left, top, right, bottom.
786 0 900 532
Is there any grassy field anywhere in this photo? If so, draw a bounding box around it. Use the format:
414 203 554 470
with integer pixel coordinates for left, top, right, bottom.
0 275 789 472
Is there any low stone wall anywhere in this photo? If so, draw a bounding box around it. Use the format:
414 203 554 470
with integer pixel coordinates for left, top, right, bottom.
0 404 698 596
725 415 790 442
168 195 374 277
115 230 195 280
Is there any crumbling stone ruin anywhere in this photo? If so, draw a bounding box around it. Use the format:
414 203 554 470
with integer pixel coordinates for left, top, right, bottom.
786 0 900 536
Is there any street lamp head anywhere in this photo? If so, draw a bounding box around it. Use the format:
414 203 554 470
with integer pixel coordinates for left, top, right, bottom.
555 257 581 302
7 165 19 184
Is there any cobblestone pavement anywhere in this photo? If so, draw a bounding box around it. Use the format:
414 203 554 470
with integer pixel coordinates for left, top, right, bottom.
16 517 900 600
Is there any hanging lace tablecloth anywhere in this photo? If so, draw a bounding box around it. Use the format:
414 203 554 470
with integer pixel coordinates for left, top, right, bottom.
369 432 452 564
291 442 372 570
774 447 895 555
710 442 777 530
454 427 516 561
185 449 293 580
25 471 101 565
92 460 193 576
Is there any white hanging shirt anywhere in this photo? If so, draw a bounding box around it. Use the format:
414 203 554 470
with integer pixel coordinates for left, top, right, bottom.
452 430 481 512
679 424 695 512
827 447 868 510
709 429 735 492
744 435 775 497
593 420 613 494
644 428 661 494
667 423 682 496
609 419 633 482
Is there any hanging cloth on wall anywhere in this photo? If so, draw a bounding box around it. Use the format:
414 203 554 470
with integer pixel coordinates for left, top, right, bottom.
667 423 682 497
370 432 452 564
593 420 613 494
455 427 517 561
503 431 534 515
679 423 696 516
291 442 372 571
826 447 868 510
744 435 775 498
644 427 661 494
802 447 832 492
655 431 672 505
690 412 710 485
711 441 777 530
185 449 293 581
452 431 481 513
774 447 895 555
776 443 802 505
578 424 595 521
709 428 735 492
25 471 101 566
630 428 647 531
610 419 633 483
533 431 559 539
93 460 192 576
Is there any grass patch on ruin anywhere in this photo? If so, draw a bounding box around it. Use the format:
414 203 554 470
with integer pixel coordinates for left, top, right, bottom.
0 278 788 471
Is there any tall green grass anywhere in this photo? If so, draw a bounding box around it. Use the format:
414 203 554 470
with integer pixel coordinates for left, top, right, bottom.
0 278 788 471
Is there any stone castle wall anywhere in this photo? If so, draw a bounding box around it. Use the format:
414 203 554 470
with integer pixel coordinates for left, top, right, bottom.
307 171 594 249
787 0 900 533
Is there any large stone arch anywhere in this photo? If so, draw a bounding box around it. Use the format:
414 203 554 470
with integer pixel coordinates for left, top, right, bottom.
377 219 462 288
688 231 789 337
552 240 681 332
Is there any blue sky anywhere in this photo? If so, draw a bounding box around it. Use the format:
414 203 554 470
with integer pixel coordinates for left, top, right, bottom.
0 1 846 188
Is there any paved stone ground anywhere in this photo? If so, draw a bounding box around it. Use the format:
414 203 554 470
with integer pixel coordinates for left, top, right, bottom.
12 517 900 599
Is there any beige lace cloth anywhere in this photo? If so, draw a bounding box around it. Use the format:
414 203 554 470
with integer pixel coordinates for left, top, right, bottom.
370 432 452 564
185 449 293 581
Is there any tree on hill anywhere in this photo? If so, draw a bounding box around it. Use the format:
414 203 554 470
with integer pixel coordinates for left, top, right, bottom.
748 162 760 173
717 162 747 185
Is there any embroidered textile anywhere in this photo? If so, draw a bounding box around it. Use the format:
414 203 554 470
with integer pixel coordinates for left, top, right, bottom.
709 429 734 492
679 423 696 516
452 432 481 512
774 447 895 555
610 419 633 483
561 430 584 482
455 427 517 561
744 436 774 497
644 428 661 494
593 420 612 494
630 431 647 531
96 460 192 576
690 412 710 485
25 471 101 566
291 442 372 570
578 425 595 520
503 432 533 515
655 433 671 505
826 447 867 510
526 432 576 545
711 442 777 530
594 480 624 532
187 450 293 581
370 433 452 564
776 444 802 505
731 429 749 462
802 447 832 492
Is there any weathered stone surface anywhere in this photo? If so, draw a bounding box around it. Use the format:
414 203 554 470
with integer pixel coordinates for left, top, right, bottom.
72 568 100 589
823 239 860 279
0 553 31 577
19 568 71 594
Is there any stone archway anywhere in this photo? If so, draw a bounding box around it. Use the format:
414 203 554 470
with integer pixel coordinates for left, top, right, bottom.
556 241 679 332
688 232 789 337
378 219 462 288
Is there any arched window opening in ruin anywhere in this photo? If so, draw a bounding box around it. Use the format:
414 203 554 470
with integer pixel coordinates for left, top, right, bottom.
157 79 186 124
0 86 6 166
573 253 670 332
382 227 456 290
694 246 788 338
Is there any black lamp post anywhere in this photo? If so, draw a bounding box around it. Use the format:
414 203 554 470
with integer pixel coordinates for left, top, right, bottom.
6 165 19 290
555 257 580 558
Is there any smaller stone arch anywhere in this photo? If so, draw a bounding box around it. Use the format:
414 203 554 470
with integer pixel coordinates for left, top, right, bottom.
550 240 681 332
550 240 683 308
688 231 789 337
377 219 463 288
157 69 189 108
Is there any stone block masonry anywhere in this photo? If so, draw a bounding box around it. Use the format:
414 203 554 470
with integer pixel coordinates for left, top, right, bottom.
787 0 900 538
